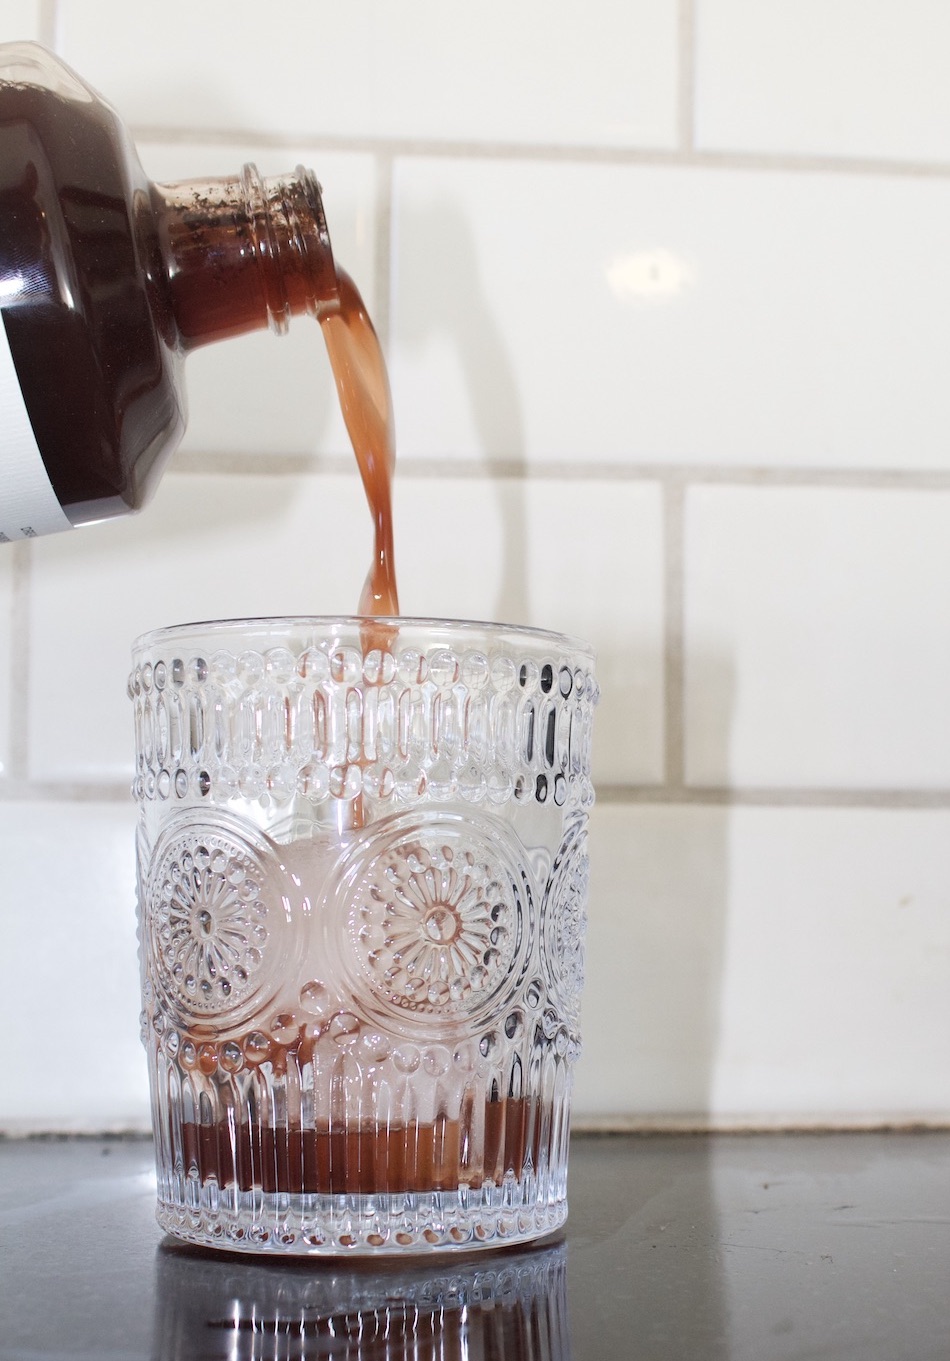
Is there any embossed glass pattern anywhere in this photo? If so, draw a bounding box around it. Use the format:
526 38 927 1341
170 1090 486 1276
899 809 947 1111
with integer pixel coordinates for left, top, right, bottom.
131 617 596 1255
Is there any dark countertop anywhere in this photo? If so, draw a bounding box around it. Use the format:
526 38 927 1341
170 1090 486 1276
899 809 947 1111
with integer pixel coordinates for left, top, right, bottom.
1 1131 948 1360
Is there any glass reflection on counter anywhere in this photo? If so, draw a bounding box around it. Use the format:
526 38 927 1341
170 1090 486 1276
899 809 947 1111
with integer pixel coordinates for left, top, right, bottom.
154 1238 571 1360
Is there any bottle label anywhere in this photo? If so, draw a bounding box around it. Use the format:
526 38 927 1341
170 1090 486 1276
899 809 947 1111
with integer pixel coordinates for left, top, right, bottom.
0 315 73 542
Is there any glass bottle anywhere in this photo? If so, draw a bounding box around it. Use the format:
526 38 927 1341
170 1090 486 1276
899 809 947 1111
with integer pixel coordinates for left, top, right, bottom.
0 41 339 541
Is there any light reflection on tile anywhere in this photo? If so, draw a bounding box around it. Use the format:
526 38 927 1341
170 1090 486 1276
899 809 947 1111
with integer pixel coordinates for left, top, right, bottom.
391 157 950 469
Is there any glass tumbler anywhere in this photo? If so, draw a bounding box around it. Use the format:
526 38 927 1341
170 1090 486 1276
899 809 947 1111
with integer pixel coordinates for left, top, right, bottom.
130 617 597 1255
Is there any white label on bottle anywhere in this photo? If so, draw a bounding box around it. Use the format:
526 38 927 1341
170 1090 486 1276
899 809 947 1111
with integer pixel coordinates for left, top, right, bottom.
0 315 73 542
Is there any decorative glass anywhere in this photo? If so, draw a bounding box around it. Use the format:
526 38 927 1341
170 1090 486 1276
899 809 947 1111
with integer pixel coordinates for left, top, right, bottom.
130 617 596 1255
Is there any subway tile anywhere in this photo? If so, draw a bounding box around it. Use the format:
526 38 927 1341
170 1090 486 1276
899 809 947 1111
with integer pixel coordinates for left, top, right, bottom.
136 142 379 460
391 158 950 470
6 800 947 1130
696 0 950 163
575 804 950 1120
27 471 375 783
0 802 148 1131
57 0 678 150
4 800 947 1131
684 486 950 790
28 471 662 786
577 803 730 1117
0 552 12 777
2 4 43 41
393 476 665 786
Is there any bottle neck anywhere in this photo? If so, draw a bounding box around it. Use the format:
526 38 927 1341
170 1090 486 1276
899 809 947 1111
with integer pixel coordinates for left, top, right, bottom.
154 164 340 350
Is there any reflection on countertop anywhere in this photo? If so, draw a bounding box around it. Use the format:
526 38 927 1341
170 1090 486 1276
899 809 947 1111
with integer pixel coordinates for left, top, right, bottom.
155 1235 568 1360
1 1131 949 1360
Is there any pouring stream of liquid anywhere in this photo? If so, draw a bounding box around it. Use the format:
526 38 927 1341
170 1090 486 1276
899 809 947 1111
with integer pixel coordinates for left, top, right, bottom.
320 266 399 622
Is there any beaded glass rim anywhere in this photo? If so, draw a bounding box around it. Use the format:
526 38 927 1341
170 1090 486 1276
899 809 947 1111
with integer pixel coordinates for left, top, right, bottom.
132 615 595 663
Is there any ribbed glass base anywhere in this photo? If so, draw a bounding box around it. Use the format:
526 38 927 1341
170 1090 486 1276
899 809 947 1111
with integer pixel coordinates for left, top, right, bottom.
156 1178 568 1255
149 1050 575 1254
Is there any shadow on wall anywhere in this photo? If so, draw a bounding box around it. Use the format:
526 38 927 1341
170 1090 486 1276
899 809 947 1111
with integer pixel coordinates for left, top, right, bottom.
394 197 530 624
395 197 740 1127
580 649 735 1125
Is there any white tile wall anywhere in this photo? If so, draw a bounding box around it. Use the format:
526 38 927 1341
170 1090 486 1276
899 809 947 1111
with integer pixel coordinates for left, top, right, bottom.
393 477 666 785
0 553 12 777
3 2 950 1131
696 0 950 164
711 805 950 1119
27 472 662 787
27 472 375 784
390 157 950 469
56 0 679 149
577 804 950 1121
1 4 43 42
0 802 147 1132
684 486 950 789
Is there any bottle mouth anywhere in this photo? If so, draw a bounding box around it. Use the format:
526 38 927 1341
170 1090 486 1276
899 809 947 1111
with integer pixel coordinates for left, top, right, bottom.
241 162 340 333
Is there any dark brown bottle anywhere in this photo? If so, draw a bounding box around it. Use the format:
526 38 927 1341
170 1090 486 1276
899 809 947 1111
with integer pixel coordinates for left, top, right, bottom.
0 42 341 539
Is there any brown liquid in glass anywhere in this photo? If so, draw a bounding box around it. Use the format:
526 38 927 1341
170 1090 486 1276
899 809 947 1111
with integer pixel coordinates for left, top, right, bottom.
180 1095 550 1198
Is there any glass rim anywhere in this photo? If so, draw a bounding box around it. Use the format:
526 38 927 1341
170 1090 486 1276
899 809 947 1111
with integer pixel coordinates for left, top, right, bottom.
132 615 595 660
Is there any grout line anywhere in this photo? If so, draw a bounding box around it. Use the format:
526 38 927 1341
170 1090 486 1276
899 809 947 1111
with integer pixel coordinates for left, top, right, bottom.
129 123 950 183
0 780 131 804
571 1114 950 1135
663 477 687 790
594 784 950 809
37 0 59 51
1 1120 947 1137
169 451 356 478
678 0 696 154
372 149 395 355
7 543 31 782
168 450 950 491
2 780 950 811
644 465 950 489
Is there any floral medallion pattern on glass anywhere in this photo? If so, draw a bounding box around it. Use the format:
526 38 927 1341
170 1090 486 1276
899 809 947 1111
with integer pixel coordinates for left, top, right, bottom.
542 819 589 1025
336 813 531 1033
144 814 287 1028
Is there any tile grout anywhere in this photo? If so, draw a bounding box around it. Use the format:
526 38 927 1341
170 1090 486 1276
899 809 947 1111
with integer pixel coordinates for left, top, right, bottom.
2 781 950 811
167 450 950 490
7 543 31 782
372 149 395 354
37 0 59 51
663 477 686 789
128 122 950 183
595 785 950 809
0 781 132 804
678 0 696 155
